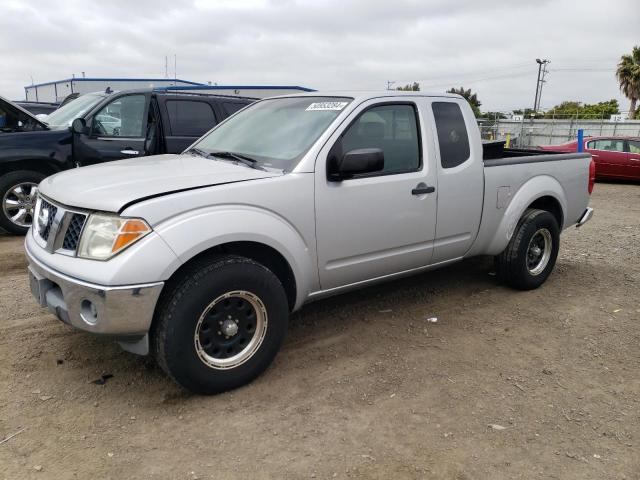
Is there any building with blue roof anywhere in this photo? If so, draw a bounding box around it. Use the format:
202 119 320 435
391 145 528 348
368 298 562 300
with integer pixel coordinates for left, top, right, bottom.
24 77 314 102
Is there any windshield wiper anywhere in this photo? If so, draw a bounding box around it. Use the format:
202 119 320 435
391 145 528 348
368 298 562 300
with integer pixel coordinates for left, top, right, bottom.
187 147 209 157
209 151 264 170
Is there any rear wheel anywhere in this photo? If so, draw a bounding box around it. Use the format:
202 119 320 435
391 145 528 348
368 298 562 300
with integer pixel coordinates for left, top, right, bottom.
495 208 560 290
151 255 289 394
0 171 46 235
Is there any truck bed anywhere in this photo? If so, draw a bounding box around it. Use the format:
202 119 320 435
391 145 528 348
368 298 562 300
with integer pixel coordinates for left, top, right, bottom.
483 140 589 168
467 144 592 258
483 140 566 161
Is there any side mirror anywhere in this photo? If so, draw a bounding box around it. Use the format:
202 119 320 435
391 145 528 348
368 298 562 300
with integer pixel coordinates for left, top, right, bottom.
71 117 87 134
329 148 384 180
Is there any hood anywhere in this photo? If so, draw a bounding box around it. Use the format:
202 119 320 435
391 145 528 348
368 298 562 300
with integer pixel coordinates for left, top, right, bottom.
39 154 282 212
0 95 49 130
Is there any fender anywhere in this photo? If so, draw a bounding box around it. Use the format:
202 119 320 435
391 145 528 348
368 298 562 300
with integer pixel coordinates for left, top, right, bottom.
0 129 73 175
154 204 317 310
476 175 567 257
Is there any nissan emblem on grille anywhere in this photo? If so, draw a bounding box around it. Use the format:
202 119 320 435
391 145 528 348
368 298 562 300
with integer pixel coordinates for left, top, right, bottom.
37 205 49 233
37 199 58 241
35 197 86 254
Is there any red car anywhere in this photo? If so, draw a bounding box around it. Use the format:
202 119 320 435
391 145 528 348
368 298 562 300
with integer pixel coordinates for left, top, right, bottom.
539 136 640 180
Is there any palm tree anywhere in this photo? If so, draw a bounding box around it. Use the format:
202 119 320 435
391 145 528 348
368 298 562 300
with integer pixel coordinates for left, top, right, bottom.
616 46 640 118
447 87 482 117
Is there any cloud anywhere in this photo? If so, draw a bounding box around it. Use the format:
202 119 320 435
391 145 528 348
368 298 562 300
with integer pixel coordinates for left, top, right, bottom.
1 0 637 110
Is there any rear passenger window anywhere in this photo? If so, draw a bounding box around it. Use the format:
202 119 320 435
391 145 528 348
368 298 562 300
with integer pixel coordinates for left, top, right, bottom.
340 104 421 175
166 100 217 136
433 102 470 169
587 139 625 152
221 102 247 116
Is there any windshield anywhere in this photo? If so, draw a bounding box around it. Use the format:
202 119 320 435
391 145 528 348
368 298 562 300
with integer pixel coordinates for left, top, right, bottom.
45 93 105 129
190 96 352 171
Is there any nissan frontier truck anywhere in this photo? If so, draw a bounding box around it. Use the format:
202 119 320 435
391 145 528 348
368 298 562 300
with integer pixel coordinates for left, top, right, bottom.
26 91 594 394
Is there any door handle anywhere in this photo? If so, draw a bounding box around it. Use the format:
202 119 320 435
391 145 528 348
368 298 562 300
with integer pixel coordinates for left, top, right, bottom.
120 149 139 155
591 154 599 158
412 183 435 195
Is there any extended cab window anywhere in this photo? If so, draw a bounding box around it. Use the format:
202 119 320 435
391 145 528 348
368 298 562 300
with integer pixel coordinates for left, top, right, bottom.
167 100 217 136
587 139 625 152
433 102 470 169
93 94 146 137
629 140 640 154
341 104 421 174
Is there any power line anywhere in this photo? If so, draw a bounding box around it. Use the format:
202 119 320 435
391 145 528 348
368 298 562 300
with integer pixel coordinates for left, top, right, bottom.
414 65 530 82
397 61 616 91
418 70 533 89
551 67 615 72
411 62 533 82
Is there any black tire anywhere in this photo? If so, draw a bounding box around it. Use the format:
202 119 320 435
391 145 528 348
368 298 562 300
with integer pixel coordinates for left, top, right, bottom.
495 208 560 290
151 254 289 394
0 170 46 235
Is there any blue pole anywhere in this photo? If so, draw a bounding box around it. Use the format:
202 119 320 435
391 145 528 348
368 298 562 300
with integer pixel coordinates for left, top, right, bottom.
577 129 584 152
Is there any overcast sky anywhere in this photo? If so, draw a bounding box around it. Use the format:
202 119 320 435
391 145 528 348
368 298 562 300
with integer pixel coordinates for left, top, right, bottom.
1 0 638 112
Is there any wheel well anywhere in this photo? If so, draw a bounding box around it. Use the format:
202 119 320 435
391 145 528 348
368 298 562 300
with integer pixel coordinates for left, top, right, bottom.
169 242 297 311
528 196 564 228
0 160 61 178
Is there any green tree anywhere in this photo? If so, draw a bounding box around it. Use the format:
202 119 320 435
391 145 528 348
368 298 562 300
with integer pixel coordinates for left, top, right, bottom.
543 100 620 119
447 87 481 117
396 82 420 91
480 111 508 120
512 108 543 118
616 46 640 118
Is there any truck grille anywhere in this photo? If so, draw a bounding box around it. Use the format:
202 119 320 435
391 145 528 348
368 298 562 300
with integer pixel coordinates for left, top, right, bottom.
38 198 58 241
62 213 87 251
34 196 88 255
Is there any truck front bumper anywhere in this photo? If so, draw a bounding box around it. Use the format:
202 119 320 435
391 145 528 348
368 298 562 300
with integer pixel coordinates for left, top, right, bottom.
26 247 164 353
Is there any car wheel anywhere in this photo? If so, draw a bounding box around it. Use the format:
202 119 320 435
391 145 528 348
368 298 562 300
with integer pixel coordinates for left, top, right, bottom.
0 171 46 235
151 254 289 394
495 208 560 290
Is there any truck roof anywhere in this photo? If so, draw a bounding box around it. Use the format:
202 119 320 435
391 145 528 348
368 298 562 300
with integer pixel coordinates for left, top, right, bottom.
266 90 463 101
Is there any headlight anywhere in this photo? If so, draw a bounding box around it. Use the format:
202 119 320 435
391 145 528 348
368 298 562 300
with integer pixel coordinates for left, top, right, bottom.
78 213 152 260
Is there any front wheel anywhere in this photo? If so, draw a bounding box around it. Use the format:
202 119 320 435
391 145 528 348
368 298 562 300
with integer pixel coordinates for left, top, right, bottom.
495 208 560 290
0 171 46 235
151 255 289 394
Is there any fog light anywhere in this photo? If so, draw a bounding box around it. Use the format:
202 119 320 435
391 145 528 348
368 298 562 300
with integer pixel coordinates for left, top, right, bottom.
80 299 98 325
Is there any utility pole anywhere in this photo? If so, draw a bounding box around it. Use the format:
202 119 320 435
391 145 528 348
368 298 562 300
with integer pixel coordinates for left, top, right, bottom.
537 61 550 111
386 81 395 90
533 58 549 112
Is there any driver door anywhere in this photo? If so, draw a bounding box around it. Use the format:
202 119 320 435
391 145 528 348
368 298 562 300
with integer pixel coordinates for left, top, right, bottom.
314 99 438 290
73 93 150 166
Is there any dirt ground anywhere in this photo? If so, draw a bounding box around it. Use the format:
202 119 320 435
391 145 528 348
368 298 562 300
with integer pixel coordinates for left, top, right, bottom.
0 182 638 480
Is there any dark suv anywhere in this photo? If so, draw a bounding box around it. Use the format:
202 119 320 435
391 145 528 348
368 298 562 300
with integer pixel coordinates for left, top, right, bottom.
0 89 254 233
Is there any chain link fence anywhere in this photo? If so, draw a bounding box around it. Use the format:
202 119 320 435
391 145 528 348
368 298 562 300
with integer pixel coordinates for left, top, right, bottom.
477 114 640 148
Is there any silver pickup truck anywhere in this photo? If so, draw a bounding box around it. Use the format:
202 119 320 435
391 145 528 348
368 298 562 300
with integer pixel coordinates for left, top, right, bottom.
25 91 594 394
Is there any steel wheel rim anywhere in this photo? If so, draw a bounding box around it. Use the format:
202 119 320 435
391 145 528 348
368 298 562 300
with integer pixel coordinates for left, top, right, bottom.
2 182 38 227
194 290 268 370
526 228 552 276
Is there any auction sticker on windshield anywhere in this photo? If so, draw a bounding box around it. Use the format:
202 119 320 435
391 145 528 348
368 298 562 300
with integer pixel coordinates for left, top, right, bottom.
306 102 349 111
